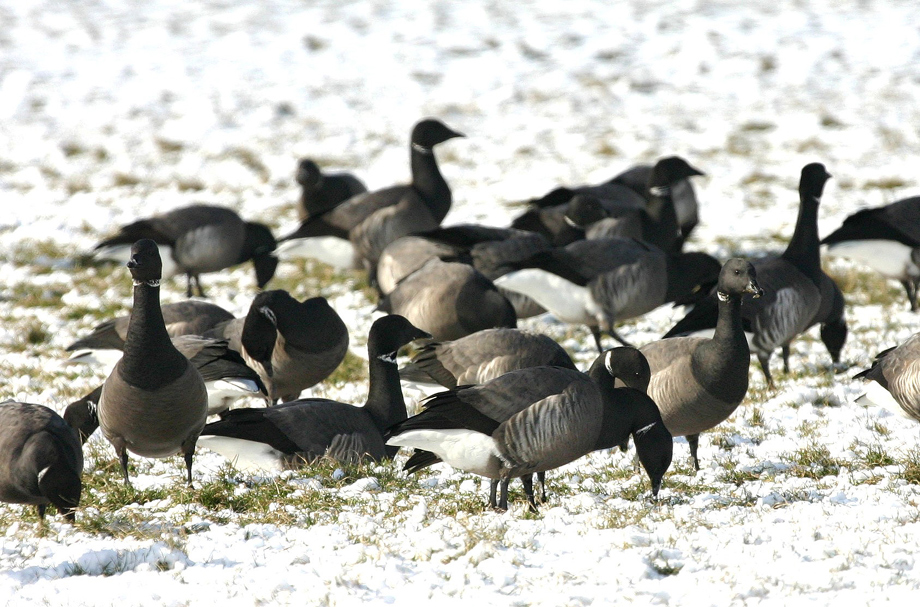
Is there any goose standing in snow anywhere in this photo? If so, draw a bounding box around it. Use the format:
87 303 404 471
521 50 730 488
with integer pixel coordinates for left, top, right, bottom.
642 258 763 470
0 402 83 522
92 205 277 297
664 163 835 387
204 289 349 404
276 118 464 275
197 315 430 470
385 347 673 511
97 239 208 485
822 195 920 311
294 158 367 221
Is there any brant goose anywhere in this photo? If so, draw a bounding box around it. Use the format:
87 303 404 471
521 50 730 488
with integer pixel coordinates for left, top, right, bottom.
93 204 278 297
664 163 835 386
642 258 763 469
377 258 517 341
854 335 920 422
205 289 349 403
97 239 209 485
495 237 721 351
822 196 920 311
386 347 672 511
0 402 82 522
294 158 367 221
276 118 464 272
197 315 430 470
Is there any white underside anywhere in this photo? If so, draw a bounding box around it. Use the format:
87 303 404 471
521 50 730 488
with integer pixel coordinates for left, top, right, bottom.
825 240 917 279
196 436 285 473
386 428 499 477
93 243 181 278
495 269 601 324
205 378 265 414
855 381 914 420
65 349 123 370
274 236 356 270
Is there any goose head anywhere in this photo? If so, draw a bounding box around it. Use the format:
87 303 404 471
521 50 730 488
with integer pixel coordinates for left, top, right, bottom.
127 239 163 283
716 258 763 301
368 314 431 362
411 118 465 150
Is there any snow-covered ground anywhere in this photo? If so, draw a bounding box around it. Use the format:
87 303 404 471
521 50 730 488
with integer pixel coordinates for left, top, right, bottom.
2 0 920 604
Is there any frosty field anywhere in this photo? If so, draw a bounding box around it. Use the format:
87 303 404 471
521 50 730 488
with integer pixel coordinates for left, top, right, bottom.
1 0 920 604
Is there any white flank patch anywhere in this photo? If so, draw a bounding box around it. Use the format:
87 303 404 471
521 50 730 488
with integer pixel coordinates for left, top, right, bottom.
64 349 123 371
274 236 356 269
93 243 180 278
204 379 264 414
386 429 498 477
196 436 285 473
825 240 916 279
856 381 915 420
495 269 596 324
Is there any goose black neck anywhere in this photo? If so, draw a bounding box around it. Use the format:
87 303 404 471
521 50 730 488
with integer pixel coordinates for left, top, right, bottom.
713 294 745 345
693 294 749 403
411 145 452 223
120 283 187 390
781 194 821 281
642 190 680 255
588 365 632 450
365 348 407 431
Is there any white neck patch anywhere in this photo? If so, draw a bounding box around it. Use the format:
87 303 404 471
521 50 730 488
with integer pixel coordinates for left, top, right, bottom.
635 422 657 437
412 142 433 155
377 351 398 364
132 279 160 287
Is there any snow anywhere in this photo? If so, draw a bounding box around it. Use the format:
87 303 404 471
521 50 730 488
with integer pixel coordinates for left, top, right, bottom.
2 0 920 604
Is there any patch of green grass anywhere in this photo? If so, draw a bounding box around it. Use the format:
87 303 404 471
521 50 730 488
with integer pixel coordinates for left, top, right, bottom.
784 445 843 480
898 449 920 484
324 350 369 388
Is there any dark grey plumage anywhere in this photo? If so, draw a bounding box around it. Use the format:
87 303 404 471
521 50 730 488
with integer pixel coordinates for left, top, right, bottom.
66 300 235 354
295 158 367 221
0 402 82 522
377 258 517 341
205 289 349 403
93 204 277 297
198 315 430 469
97 239 209 485
664 163 835 386
642 259 763 470
386 348 673 511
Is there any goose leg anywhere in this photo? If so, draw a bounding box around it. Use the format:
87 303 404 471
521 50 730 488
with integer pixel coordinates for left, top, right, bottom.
781 345 791 373
521 475 538 513
498 478 510 512
37 503 46 521
607 326 635 348
489 479 498 508
194 275 206 298
537 471 547 503
901 280 918 312
590 326 604 353
186 274 194 298
118 447 131 486
687 434 701 471
757 352 775 389
184 450 195 486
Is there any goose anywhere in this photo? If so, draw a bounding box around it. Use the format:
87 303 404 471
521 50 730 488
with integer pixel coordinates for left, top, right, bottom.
92 204 278 297
0 402 82 522
276 118 464 272
205 289 349 403
821 195 920 311
96 239 209 485
65 299 235 365
377 258 516 341
854 334 920 422
65 335 267 443
385 347 673 511
399 327 577 389
294 158 367 221
663 163 835 386
641 258 763 470
197 315 430 470
495 237 721 351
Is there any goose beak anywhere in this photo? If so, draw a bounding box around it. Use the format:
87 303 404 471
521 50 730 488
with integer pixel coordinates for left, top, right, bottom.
745 280 764 298
126 256 139 269
260 360 274 378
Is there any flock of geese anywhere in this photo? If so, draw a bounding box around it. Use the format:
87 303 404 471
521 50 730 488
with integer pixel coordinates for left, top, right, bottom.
3 117 920 520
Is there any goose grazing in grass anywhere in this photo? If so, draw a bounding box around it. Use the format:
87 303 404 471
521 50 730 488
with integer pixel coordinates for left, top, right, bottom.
377 258 517 341
642 258 763 470
495 237 720 351
294 158 367 221
197 315 430 470
97 239 208 485
385 347 673 512
854 334 920 422
663 163 835 387
65 300 235 366
0 402 82 522
276 118 464 273
92 205 277 297
205 289 349 404
822 195 920 312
